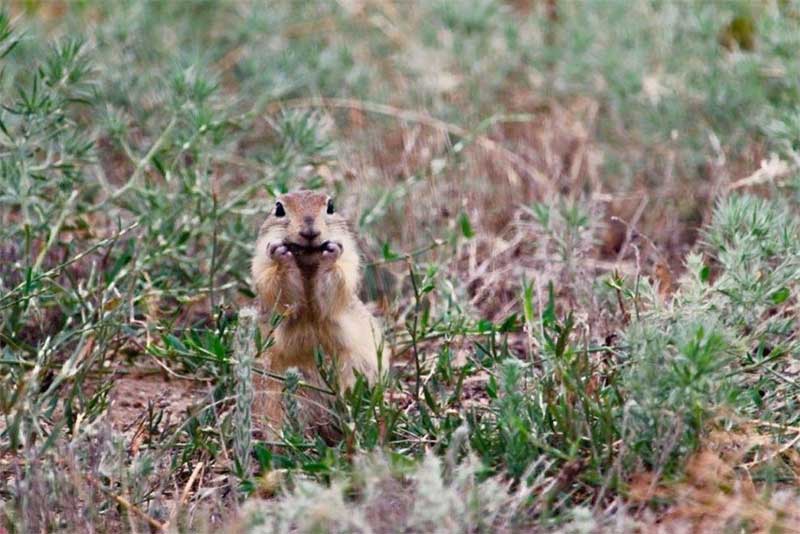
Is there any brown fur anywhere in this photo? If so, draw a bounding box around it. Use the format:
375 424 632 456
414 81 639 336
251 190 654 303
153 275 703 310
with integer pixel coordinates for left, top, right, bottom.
251 190 388 436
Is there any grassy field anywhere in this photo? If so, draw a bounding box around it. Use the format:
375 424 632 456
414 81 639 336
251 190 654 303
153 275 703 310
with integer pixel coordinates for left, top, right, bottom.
2 1 800 531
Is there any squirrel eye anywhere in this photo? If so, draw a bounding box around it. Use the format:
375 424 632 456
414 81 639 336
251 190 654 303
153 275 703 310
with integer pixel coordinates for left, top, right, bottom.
274 202 286 217
326 199 335 214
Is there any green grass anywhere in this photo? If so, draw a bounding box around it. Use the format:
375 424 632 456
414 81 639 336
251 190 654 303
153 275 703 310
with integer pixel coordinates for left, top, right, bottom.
2 1 800 531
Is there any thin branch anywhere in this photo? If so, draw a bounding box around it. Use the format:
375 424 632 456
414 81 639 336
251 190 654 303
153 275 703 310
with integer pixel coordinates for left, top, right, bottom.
0 221 140 307
407 261 422 401
742 431 800 469
105 115 177 202
85 474 167 532
367 239 444 266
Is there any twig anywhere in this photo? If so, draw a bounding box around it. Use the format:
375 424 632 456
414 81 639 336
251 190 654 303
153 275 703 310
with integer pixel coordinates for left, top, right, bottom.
727 153 791 192
180 461 204 506
106 116 177 202
0 358 35 368
253 367 335 396
367 239 444 266
85 474 166 532
745 419 800 433
610 215 662 263
611 270 629 324
145 346 334 395
407 261 423 402
741 431 800 469
32 190 78 274
209 192 219 314
615 195 649 264
0 222 140 307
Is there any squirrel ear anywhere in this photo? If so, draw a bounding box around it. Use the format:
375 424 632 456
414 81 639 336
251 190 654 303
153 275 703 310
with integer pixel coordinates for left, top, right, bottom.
275 202 286 217
327 198 335 214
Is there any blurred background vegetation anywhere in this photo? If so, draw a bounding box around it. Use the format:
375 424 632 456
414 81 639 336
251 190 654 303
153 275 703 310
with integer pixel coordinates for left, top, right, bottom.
2 0 800 531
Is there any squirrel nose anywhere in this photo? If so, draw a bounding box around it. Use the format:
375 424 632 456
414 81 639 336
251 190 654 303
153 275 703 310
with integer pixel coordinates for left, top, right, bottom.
299 227 320 241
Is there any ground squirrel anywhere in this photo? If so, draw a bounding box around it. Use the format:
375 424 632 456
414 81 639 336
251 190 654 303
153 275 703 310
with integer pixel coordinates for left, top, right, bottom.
251 189 388 435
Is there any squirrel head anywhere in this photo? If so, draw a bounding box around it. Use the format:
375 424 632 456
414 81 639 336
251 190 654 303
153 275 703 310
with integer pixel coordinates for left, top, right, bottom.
251 191 361 316
254 189 360 272
259 189 344 247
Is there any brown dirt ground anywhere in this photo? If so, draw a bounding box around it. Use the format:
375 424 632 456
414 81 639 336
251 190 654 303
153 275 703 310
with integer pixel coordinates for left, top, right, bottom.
106 373 207 448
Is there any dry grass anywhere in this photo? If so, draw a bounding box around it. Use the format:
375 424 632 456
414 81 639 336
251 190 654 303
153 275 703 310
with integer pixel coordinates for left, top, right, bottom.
2 1 800 532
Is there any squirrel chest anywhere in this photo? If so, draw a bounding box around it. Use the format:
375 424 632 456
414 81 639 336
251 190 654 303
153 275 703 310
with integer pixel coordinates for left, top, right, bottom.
250 189 388 434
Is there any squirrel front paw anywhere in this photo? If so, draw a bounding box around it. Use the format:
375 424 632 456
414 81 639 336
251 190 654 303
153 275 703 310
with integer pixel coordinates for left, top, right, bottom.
320 240 343 264
269 243 295 265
